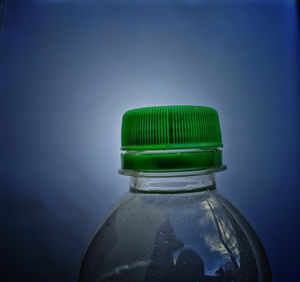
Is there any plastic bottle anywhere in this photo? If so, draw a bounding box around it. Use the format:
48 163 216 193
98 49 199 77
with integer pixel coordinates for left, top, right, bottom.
79 105 271 282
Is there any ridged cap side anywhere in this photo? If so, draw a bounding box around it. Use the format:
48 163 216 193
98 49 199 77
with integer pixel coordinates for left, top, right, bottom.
121 105 222 150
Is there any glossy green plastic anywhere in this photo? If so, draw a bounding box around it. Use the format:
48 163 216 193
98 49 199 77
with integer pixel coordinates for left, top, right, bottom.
121 105 223 172
121 150 222 172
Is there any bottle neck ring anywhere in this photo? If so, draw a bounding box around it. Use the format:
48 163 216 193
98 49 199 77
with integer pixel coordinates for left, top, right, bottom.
125 168 226 194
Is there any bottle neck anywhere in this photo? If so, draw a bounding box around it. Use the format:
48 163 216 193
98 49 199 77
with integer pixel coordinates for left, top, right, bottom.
129 171 217 194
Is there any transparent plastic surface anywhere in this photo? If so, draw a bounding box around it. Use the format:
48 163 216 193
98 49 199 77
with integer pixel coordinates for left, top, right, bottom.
79 176 271 282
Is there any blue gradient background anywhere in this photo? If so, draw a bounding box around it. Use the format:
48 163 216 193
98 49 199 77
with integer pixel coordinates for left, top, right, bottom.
0 0 299 281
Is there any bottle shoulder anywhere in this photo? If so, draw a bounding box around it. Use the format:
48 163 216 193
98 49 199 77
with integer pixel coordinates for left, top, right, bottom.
79 190 271 282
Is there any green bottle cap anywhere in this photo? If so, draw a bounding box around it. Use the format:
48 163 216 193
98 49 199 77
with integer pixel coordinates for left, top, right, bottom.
120 105 224 173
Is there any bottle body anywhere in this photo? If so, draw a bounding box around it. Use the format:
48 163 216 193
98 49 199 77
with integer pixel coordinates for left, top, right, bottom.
79 173 271 282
